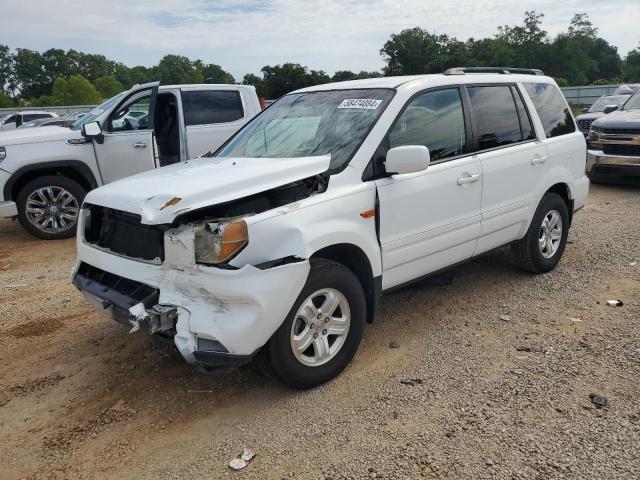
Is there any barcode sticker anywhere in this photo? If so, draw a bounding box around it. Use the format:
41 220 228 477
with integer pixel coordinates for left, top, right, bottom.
337 99 382 110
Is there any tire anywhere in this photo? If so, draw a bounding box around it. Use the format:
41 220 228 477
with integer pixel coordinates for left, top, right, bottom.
16 175 86 240
511 192 569 273
258 258 366 389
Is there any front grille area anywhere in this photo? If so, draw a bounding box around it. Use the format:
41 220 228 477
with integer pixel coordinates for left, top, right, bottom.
603 144 640 157
84 205 166 262
577 119 594 132
73 262 159 310
603 128 640 135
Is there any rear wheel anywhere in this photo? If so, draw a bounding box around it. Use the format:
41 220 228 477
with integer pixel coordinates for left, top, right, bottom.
259 258 366 389
511 192 569 273
16 176 86 240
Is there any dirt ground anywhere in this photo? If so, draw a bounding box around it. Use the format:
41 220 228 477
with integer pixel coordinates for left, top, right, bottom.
1 183 639 480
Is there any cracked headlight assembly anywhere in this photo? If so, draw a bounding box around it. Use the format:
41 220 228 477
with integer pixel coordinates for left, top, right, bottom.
193 219 248 265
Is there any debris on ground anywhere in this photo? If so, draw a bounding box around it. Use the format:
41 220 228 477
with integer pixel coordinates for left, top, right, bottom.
229 448 256 470
589 394 608 408
510 368 524 376
516 346 532 352
389 340 400 349
400 378 424 386
568 317 583 322
630 261 637 267
500 314 512 322
606 299 623 307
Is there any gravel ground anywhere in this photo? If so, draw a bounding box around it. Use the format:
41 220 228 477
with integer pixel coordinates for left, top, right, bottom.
0 183 639 479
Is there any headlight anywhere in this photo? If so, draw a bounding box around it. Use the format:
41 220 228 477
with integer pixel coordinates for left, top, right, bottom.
194 219 248 265
0 147 6 162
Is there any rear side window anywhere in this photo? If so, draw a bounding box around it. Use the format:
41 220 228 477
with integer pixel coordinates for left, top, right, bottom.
23 113 51 121
389 88 466 161
467 85 523 150
524 83 576 138
512 87 536 141
182 90 244 126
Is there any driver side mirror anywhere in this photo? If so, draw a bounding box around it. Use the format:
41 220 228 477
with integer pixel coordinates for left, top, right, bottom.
603 104 619 114
385 145 430 175
81 121 103 143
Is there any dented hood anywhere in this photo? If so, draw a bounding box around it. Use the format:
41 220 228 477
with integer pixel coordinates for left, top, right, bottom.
84 155 331 224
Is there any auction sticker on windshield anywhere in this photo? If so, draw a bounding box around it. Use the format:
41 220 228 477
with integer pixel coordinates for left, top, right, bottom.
338 99 382 109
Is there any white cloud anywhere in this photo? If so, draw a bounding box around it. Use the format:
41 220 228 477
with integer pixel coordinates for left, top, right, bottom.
1 0 638 80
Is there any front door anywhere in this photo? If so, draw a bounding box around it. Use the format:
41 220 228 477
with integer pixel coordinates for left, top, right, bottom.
375 87 483 290
93 86 158 184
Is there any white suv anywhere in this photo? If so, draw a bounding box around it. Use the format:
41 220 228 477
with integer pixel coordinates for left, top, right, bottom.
72 67 589 389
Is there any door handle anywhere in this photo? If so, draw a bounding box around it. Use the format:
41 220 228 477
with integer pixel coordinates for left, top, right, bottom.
531 154 547 165
457 173 480 185
133 142 147 149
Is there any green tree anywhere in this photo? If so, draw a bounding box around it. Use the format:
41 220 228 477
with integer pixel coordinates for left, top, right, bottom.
94 75 124 98
242 73 265 97
0 91 13 107
50 75 102 105
260 63 328 98
622 46 640 82
332 70 358 82
197 62 235 84
13 48 49 98
0 44 15 96
380 27 457 75
157 55 202 84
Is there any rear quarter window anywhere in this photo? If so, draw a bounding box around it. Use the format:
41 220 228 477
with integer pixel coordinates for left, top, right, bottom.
181 90 244 126
524 83 576 138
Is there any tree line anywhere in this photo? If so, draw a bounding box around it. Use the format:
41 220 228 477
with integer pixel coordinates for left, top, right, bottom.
1 11 639 108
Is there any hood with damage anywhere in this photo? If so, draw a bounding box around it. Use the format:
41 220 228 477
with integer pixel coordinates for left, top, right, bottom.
84 155 331 224
0 125 81 145
592 109 640 129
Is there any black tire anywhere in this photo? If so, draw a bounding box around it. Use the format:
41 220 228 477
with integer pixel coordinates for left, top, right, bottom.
511 192 569 273
258 258 366 389
16 175 86 240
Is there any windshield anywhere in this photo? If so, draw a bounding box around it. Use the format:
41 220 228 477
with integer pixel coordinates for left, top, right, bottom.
216 89 395 171
588 95 628 113
70 92 126 130
622 90 640 111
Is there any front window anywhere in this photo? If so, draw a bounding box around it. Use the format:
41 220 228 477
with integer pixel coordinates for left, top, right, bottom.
622 90 640 111
588 96 627 113
70 93 126 130
216 89 395 172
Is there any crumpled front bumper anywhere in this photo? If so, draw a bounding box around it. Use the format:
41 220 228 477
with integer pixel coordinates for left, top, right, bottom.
72 238 310 365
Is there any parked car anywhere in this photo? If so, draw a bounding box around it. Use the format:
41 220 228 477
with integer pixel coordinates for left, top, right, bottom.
575 94 630 135
613 84 640 95
0 111 59 131
71 67 588 389
586 88 640 183
17 115 79 129
0 82 261 239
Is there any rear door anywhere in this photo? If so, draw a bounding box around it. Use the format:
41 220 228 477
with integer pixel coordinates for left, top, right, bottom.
181 88 250 158
93 83 159 184
466 84 548 255
375 87 483 290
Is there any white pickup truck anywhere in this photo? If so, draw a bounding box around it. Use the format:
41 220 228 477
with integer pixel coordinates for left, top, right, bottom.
0 82 261 239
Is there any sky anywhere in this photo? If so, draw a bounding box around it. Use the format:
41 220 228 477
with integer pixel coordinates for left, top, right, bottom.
1 0 638 80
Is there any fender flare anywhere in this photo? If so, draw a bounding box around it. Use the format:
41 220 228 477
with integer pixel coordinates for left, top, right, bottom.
3 160 99 201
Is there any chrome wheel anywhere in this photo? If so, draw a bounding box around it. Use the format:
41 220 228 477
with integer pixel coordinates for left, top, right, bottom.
539 209 563 259
25 186 79 234
290 288 351 367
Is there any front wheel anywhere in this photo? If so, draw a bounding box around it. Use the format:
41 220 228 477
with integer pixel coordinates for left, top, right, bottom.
511 192 569 273
16 176 86 240
259 258 366 389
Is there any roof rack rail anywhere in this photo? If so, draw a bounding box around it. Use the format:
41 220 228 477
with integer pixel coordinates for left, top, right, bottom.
443 67 545 76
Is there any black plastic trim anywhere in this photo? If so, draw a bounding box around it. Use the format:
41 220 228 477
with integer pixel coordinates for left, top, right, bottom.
3 160 99 201
254 255 305 270
193 349 258 367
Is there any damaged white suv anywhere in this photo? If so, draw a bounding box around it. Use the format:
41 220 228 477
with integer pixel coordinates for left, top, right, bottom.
73 67 588 388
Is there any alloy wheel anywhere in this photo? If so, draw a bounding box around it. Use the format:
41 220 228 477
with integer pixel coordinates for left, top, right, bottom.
25 186 79 235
